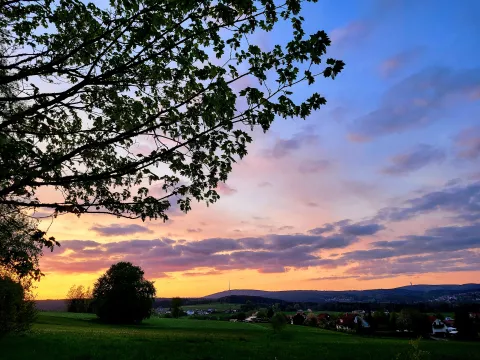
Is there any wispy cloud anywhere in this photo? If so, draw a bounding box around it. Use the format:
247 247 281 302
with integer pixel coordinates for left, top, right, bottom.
381 144 445 175
380 47 425 78
298 159 331 174
309 275 360 281
216 182 237 195
454 126 480 160
349 68 480 141
90 224 153 236
266 128 318 159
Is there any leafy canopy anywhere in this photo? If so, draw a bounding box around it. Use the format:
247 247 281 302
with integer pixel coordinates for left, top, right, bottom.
92 261 156 324
0 205 58 281
0 0 344 220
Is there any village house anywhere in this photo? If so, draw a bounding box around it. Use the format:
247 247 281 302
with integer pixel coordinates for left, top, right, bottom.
336 313 370 331
317 313 331 322
431 318 448 336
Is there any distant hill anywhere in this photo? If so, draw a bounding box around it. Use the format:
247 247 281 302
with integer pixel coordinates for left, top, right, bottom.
395 284 480 292
35 299 66 311
205 284 480 303
35 284 480 311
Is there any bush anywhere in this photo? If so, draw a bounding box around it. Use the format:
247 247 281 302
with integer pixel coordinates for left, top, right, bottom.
292 313 305 325
256 310 268 319
267 308 274 318
0 275 36 336
455 309 478 340
92 262 156 324
271 312 288 332
305 313 318 327
236 312 247 321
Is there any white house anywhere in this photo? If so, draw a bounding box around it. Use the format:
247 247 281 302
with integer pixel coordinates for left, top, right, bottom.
432 319 447 336
354 316 370 328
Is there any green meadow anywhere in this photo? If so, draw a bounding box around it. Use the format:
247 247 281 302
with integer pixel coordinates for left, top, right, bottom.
2 312 480 360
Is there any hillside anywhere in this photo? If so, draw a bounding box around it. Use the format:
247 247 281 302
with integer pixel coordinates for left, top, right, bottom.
4 312 480 360
205 284 480 303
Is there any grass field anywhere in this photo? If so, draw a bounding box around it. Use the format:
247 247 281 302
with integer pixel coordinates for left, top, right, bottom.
2 312 480 360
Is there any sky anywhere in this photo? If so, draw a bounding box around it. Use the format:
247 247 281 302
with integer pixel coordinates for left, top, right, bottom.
34 0 480 299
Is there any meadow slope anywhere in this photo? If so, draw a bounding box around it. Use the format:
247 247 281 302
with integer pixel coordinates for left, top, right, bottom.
2 312 480 360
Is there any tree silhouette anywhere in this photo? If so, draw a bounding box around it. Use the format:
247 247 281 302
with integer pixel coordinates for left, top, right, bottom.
171 297 182 318
65 285 92 313
92 262 156 324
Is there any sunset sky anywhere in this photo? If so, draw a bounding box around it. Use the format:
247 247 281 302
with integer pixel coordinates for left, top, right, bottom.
35 0 480 299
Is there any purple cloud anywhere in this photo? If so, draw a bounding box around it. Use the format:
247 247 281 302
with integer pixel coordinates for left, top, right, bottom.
309 221 384 237
349 68 480 141
341 223 385 236
266 128 318 159
454 126 480 160
258 181 272 188
90 223 153 237
376 181 480 222
341 224 480 262
381 144 445 175
298 160 331 174
308 224 335 235
42 228 361 276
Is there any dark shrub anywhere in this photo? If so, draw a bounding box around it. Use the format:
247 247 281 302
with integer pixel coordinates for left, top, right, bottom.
267 308 274 318
0 275 36 336
455 309 478 340
292 313 305 325
236 312 247 321
171 297 182 318
271 312 288 332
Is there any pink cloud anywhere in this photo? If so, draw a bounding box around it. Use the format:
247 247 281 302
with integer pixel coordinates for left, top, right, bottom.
216 182 237 195
455 126 480 160
380 47 425 78
329 21 372 49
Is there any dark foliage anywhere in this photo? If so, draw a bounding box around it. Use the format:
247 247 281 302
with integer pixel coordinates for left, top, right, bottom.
0 206 59 280
0 0 343 221
240 300 256 312
0 275 36 336
256 310 268 319
267 307 274 318
270 312 288 332
292 313 305 325
171 297 182 318
92 262 155 324
236 312 247 321
304 313 318 327
455 309 478 340
65 285 92 313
